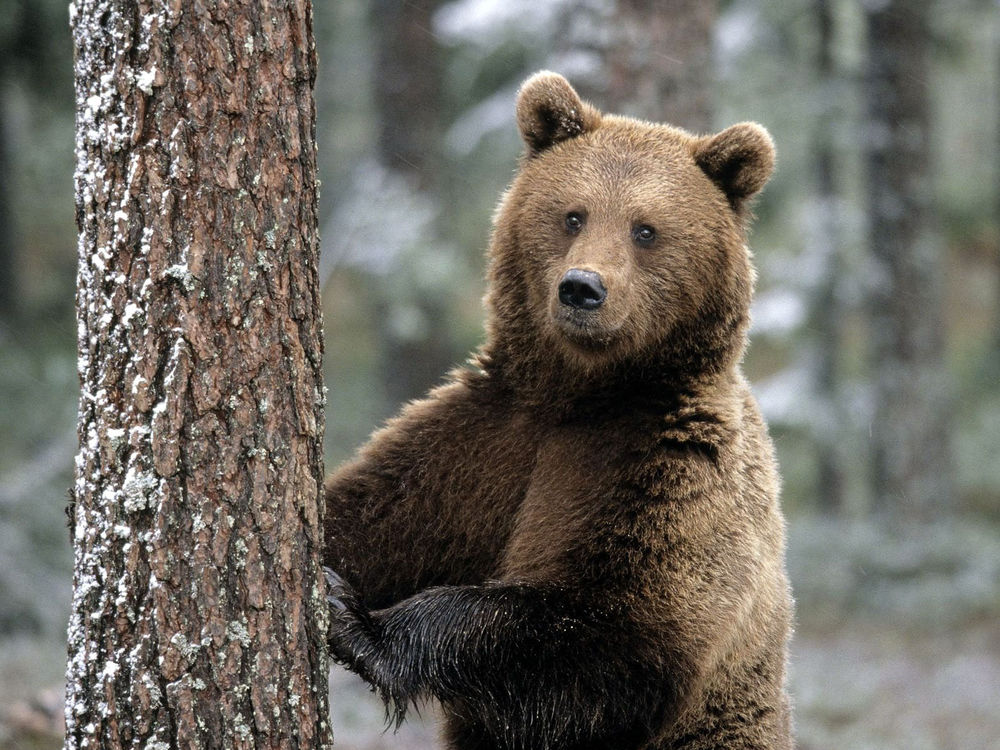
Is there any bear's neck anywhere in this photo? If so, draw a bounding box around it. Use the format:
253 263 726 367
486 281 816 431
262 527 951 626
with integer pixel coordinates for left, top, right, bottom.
477 314 748 414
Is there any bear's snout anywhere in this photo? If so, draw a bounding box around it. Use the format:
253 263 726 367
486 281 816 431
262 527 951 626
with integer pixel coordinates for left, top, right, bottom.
558 269 606 310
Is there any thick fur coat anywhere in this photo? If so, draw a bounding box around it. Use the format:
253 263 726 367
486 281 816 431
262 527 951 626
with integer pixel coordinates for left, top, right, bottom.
324 71 793 750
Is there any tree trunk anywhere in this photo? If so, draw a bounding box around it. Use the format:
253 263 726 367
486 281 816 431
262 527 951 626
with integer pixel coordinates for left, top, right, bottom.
811 0 846 514
863 0 953 520
65 2 332 748
603 0 715 132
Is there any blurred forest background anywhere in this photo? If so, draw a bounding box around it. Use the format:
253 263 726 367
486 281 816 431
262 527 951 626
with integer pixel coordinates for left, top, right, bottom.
1 0 999 748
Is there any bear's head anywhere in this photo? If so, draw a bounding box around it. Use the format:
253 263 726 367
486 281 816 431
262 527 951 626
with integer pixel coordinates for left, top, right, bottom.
483 72 774 394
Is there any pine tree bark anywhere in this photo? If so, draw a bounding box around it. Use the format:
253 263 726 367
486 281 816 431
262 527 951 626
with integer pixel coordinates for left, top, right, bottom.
864 0 953 519
65 1 332 748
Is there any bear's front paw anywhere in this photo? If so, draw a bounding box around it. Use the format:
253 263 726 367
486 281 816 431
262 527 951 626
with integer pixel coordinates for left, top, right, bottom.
323 569 411 724
323 569 380 675
323 569 363 617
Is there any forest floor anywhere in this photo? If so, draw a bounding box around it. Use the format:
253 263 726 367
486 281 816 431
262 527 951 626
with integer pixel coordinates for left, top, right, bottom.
3 516 999 749
325 616 1000 750
4 615 998 749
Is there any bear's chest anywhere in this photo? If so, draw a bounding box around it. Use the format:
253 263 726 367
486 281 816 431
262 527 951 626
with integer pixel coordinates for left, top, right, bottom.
499 418 664 585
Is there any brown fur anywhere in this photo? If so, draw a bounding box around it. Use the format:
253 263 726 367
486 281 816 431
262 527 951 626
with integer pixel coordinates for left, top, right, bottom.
325 71 793 750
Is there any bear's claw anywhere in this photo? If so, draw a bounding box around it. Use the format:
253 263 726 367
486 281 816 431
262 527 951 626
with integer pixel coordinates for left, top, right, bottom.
323 568 351 611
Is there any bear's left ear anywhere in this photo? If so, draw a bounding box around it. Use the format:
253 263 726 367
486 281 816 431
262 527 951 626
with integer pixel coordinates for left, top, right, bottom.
693 122 775 209
516 71 600 155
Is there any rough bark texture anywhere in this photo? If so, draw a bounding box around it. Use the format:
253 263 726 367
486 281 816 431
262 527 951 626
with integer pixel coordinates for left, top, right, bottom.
864 0 953 519
65 1 332 748
604 0 715 132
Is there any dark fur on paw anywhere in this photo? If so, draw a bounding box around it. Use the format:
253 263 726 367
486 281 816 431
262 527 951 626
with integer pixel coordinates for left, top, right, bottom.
323 568 411 726
325 568 380 634
323 569 381 676
323 568 359 613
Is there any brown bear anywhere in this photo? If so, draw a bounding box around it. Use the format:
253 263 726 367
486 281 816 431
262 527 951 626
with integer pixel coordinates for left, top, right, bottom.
324 71 793 750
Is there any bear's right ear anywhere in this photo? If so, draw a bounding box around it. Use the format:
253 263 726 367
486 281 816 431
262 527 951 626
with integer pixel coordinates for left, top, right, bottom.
693 122 775 211
516 71 600 155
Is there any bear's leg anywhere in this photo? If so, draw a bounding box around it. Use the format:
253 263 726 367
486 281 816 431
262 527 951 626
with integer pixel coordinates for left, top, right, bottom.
324 382 535 610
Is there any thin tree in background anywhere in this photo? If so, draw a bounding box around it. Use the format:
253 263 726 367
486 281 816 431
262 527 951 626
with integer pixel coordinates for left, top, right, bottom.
602 0 716 132
66 1 332 747
863 0 953 520
995 17 1000 367
810 0 847 513
370 0 455 407
0 103 13 321
0 0 73 321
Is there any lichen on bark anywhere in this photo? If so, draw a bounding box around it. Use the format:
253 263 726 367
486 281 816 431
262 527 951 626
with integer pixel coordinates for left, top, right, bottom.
66 1 332 747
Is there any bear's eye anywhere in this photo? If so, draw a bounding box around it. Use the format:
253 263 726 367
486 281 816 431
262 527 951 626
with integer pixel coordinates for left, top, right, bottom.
565 212 585 234
633 225 657 246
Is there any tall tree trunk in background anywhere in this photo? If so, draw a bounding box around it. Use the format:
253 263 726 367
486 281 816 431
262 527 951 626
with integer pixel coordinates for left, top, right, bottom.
0 101 15 321
995 20 1000 364
603 0 715 131
0 1 54 324
863 0 953 520
810 0 846 514
372 0 442 189
66 2 332 748
370 0 454 408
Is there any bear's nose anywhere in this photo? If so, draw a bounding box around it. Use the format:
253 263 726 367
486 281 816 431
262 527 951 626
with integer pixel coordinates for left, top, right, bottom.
558 269 607 310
